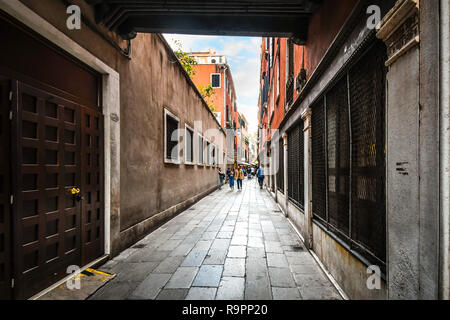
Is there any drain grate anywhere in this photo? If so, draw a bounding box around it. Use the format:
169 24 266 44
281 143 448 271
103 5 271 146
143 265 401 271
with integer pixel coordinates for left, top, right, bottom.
290 245 304 251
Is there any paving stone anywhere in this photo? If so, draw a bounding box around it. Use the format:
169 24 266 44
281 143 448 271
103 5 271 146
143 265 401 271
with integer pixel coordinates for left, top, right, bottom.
193 240 213 251
157 239 182 251
262 232 279 241
204 249 227 265
231 235 248 246
210 238 231 250
153 256 185 274
128 274 171 300
169 243 195 257
268 267 296 288
247 247 266 258
264 241 284 253
202 231 218 240
247 237 265 248
135 250 172 262
227 245 247 258
223 258 246 277
90 281 139 300
156 289 188 300
246 257 268 280
244 276 272 300
192 265 223 287
289 263 323 274
266 253 289 268
216 277 245 300
113 262 159 282
286 253 317 266
186 287 217 300
165 267 199 289
217 231 233 239
181 250 208 267
272 287 302 300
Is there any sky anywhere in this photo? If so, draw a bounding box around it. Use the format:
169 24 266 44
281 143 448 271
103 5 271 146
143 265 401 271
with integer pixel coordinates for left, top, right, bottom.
163 34 261 135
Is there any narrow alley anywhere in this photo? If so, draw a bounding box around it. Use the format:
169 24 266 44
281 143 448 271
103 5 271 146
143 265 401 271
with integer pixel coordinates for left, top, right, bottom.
89 180 341 300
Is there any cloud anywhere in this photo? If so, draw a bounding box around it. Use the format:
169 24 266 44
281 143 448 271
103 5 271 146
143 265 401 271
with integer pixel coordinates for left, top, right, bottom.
163 34 261 135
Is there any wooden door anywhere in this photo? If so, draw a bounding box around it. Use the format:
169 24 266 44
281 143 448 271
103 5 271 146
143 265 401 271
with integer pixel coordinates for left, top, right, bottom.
0 77 12 299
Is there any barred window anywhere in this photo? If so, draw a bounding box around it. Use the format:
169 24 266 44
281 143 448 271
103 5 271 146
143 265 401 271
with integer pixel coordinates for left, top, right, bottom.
287 120 304 208
311 40 387 268
164 109 179 162
206 141 211 166
277 138 284 193
198 135 204 164
185 126 194 163
211 74 221 88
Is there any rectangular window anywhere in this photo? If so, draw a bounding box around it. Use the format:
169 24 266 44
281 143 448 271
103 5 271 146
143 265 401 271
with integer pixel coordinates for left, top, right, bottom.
206 141 211 166
211 74 221 88
185 125 194 164
164 109 179 163
198 134 204 165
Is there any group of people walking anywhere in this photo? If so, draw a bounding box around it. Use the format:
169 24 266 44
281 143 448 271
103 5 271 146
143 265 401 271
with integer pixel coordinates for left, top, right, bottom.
217 165 265 190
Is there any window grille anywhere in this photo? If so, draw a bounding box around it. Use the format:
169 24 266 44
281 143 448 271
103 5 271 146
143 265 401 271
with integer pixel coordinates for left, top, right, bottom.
198 135 203 164
166 113 178 160
310 40 387 267
211 74 221 88
185 127 193 163
287 120 304 208
277 138 284 193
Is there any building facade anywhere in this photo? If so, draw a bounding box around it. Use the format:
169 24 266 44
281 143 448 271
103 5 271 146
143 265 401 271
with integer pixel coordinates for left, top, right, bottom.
0 0 227 299
258 0 450 300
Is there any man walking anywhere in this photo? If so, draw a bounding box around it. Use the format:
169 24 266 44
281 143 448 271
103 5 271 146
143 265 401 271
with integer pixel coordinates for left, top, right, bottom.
229 169 235 190
257 166 264 189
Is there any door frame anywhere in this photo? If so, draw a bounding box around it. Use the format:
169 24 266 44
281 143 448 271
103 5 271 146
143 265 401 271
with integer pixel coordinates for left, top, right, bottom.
0 0 121 298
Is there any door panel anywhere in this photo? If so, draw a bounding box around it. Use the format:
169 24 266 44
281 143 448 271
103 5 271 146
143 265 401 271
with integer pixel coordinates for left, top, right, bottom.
0 78 12 299
80 107 104 265
13 82 83 299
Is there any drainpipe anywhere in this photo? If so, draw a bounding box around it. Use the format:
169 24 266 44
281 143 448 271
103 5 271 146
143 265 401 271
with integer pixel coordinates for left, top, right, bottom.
440 0 450 300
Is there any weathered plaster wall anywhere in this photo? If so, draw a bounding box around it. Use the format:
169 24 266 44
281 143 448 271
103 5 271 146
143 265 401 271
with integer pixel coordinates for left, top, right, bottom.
312 223 387 299
118 33 226 252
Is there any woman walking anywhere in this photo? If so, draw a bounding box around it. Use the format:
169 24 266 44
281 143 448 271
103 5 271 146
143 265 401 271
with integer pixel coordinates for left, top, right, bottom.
218 168 225 189
229 170 235 190
236 166 244 190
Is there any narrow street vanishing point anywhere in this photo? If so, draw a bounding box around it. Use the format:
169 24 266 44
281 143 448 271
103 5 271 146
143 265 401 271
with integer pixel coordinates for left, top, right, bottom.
90 180 341 300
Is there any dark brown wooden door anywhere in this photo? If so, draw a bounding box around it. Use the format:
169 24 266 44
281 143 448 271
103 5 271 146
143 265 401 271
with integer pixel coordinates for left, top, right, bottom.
0 77 12 299
11 82 104 299
80 107 104 266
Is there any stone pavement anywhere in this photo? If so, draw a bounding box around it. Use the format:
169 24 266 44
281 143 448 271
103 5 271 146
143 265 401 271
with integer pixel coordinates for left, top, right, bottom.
89 179 342 300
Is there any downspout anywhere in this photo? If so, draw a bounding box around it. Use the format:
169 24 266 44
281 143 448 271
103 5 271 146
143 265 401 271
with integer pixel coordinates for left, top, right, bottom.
440 0 450 300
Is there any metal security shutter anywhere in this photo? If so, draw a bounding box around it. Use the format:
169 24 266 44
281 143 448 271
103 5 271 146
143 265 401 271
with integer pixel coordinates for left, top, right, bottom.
326 77 350 235
287 121 304 208
277 138 284 193
166 115 178 160
349 42 386 263
0 78 12 299
312 100 326 220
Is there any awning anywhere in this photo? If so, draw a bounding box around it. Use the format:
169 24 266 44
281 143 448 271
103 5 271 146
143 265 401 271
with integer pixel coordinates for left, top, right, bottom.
85 0 323 44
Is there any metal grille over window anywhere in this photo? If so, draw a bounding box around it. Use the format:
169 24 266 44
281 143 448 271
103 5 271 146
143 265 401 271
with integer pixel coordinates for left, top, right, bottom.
166 114 178 160
326 77 350 235
287 120 304 209
277 138 284 193
185 127 193 163
310 40 387 268
211 74 220 88
198 136 203 164
349 42 386 264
